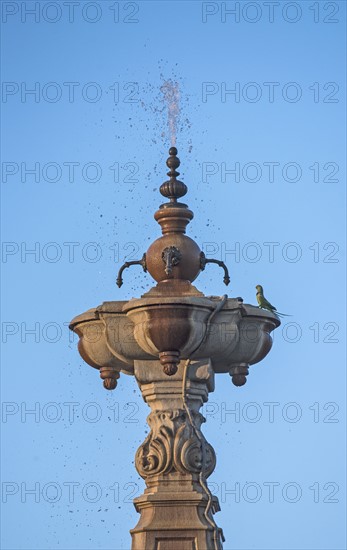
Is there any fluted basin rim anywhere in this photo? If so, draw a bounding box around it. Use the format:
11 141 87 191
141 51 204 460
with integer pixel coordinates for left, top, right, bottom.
123 295 280 328
69 307 99 330
122 295 243 313
69 300 281 331
69 301 128 330
240 304 281 327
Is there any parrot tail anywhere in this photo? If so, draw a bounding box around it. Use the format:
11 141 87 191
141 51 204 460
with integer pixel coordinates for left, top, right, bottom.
275 312 292 317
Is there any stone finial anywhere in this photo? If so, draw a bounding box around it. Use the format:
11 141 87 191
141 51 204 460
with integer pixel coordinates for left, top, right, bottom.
99 366 120 390
159 147 188 203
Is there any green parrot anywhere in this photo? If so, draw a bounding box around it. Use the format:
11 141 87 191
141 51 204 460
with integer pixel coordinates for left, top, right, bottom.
255 285 290 317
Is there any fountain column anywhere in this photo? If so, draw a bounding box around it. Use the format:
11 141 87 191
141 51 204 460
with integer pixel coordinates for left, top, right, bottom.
131 359 223 550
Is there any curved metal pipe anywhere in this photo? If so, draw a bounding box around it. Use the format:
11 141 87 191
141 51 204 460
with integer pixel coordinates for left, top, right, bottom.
200 252 230 286
116 254 147 288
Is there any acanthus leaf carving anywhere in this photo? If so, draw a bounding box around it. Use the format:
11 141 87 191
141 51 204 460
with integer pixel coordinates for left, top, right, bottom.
135 409 216 479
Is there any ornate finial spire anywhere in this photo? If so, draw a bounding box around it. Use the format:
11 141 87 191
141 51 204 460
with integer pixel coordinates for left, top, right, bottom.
159 147 188 203
154 148 193 235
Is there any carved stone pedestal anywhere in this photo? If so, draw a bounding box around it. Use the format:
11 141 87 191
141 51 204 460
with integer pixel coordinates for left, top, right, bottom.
131 360 223 550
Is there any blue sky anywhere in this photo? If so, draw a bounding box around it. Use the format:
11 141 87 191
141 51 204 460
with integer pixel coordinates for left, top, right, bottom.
1 1 346 549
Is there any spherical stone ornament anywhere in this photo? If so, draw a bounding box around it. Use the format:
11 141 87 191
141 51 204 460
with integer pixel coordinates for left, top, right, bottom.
99 366 120 391
231 374 247 387
146 234 202 283
229 364 249 387
103 377 118 390
159 351 180 376
166 150 180 171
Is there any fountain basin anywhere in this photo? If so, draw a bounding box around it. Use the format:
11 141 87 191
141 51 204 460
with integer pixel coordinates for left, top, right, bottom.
70 295 279 385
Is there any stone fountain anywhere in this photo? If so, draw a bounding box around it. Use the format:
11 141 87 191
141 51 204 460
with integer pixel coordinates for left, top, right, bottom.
70 147 280 550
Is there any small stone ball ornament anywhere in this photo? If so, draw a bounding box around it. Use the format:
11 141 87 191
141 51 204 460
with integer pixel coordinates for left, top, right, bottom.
99 366 120 390
229 364 249 387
